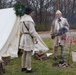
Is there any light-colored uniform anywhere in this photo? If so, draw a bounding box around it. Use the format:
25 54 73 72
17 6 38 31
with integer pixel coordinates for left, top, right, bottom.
51 17 69 58
19 14 37 70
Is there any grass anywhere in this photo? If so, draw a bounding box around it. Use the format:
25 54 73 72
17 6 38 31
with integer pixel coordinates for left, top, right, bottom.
70 24 76 29
36 24 51 31
2 38 76 75
36 24 76 31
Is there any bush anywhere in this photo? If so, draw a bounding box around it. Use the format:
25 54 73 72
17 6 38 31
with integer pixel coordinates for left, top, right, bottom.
13 1 26 17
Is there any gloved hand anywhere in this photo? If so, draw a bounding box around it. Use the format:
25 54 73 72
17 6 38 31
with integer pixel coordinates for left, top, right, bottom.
51 34 55 39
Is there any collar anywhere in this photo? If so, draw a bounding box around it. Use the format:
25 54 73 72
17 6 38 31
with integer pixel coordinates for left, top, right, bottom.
20 14 34 23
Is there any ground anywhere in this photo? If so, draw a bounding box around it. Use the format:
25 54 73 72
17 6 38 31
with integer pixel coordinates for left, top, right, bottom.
2 34 76 75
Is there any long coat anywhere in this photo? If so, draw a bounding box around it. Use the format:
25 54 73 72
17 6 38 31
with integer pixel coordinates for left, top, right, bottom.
19 14 37 51
51 17 69 46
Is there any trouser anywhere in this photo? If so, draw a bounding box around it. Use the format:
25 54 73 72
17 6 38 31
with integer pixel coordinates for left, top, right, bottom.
22 51 32 70
54 45 64 59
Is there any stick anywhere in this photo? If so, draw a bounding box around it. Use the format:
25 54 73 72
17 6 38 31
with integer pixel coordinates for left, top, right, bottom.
67 31 72 65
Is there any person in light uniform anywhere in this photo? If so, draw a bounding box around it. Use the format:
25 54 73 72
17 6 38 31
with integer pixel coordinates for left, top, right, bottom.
51 10 69 61
19 7 38 73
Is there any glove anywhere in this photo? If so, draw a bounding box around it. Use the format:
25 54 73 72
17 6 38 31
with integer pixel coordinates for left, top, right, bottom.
51 34 55 39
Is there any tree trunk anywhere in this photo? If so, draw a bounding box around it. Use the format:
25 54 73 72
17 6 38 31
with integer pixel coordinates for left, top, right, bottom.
2 55 11 66
0 60 5 74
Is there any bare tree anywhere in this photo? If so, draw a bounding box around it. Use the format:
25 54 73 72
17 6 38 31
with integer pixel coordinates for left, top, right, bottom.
0 0 76 30
0 0 2 8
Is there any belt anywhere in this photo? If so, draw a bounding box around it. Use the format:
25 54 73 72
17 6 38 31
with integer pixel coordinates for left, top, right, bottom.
23 33 33 38
23 33 29 34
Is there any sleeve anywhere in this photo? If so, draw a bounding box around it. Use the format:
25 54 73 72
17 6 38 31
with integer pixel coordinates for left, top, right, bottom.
20 22 23 34
65 18 70 30
20 22 27 36
51 20 54 35
28 22 37 40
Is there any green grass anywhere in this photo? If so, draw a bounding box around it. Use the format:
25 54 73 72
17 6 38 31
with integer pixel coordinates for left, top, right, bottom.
36 24 76 31
36 24 51 31
2 38 76 75
70 24 76 29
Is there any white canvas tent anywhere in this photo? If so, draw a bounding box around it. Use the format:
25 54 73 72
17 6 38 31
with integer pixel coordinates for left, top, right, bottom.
0 8 49 59
0 8 20 58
